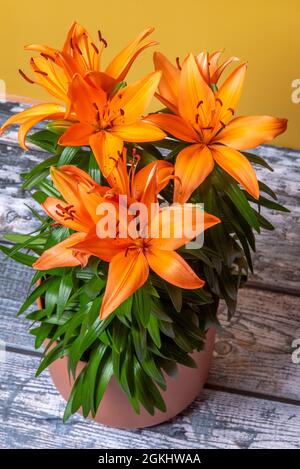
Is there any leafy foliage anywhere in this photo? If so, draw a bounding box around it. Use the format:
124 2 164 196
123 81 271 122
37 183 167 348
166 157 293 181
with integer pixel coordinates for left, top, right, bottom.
1 128 287 421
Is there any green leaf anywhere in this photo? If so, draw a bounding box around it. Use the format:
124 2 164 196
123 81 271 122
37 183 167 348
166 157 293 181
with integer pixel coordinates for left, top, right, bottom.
132 323 147 362
31 323 53 349
63 371 84 422
112 319 129 353
27 130 59 153
58 146 80 166
57 271 73 317
134 359 166 413
133 286 151 327
83 343 107 416
36 341 68 376
147 315 161 348
21 154 59 180
252 194 290 212
163 281 182 312
22 169 50 190
120 342 135 397
242 151 274 172
215 170 260 232
3 233 46 260
88 152 102 184
38 179 61 198
18 277 54 316
141 353 166 390
259 181 277 200
44 276 61 317
94 352 113 412
254 210 275 230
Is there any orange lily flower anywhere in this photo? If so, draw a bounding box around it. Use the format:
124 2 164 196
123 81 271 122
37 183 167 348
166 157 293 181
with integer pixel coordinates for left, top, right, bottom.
33 159 173 270
148 53 287 203
195 50 239 86
0 23 157 149
58 73 166 178
153 50 238 112
106 147 173 203
33 165 107 270
74 175 220 319
25 22 157 94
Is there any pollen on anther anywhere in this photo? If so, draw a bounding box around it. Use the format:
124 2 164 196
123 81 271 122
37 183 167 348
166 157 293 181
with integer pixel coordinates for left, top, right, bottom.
91 42 99 54
176 57 182 70
18 69 34 84
98 30 108 48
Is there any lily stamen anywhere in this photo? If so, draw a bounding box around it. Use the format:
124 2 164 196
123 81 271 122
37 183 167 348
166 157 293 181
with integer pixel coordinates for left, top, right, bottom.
98 30 108 48
91 42 99 54
176 57 181 70
55 203 76 221
18 69 34 84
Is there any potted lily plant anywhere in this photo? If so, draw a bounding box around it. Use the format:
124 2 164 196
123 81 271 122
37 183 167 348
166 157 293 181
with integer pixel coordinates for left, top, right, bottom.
0 23 287 428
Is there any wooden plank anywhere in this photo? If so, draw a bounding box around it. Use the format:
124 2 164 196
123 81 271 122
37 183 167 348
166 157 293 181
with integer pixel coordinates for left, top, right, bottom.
249 145 300 293
1 254 300 401
1 350 299 449
0 254 35 351
210 289 300 401
0 138 43 235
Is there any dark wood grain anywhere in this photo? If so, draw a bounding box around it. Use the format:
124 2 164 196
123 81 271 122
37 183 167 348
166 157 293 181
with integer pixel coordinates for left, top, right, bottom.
1 350 299 449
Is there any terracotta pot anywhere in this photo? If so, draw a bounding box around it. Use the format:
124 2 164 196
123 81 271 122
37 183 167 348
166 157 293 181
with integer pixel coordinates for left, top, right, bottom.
45 328 215 428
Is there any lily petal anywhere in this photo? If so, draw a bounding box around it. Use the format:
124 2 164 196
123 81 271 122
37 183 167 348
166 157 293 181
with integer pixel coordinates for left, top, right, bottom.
42 196 89 232
178 53 215 129
214 63 247 125
85 70 118 93
89 130 123 178
29 56 69 102
148 204 220 250
153 52 180 110
215 115 288 150
67 73 107 124
0 103 65 150
59 122 94 146
100 249 149 319
146 113 199 142
174 144 215 203
133 160 174 200
146 248 204 289
211 144 259 199
110 71 162 125
73 231 131 262
33 232 89 270
105 27 156 81
111 122 166 142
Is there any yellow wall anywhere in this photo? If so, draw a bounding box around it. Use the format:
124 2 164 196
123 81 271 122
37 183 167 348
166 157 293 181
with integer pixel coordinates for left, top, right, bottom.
1 0 299 148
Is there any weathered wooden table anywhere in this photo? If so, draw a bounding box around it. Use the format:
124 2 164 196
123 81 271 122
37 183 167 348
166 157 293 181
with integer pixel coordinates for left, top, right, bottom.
0 100 299 449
